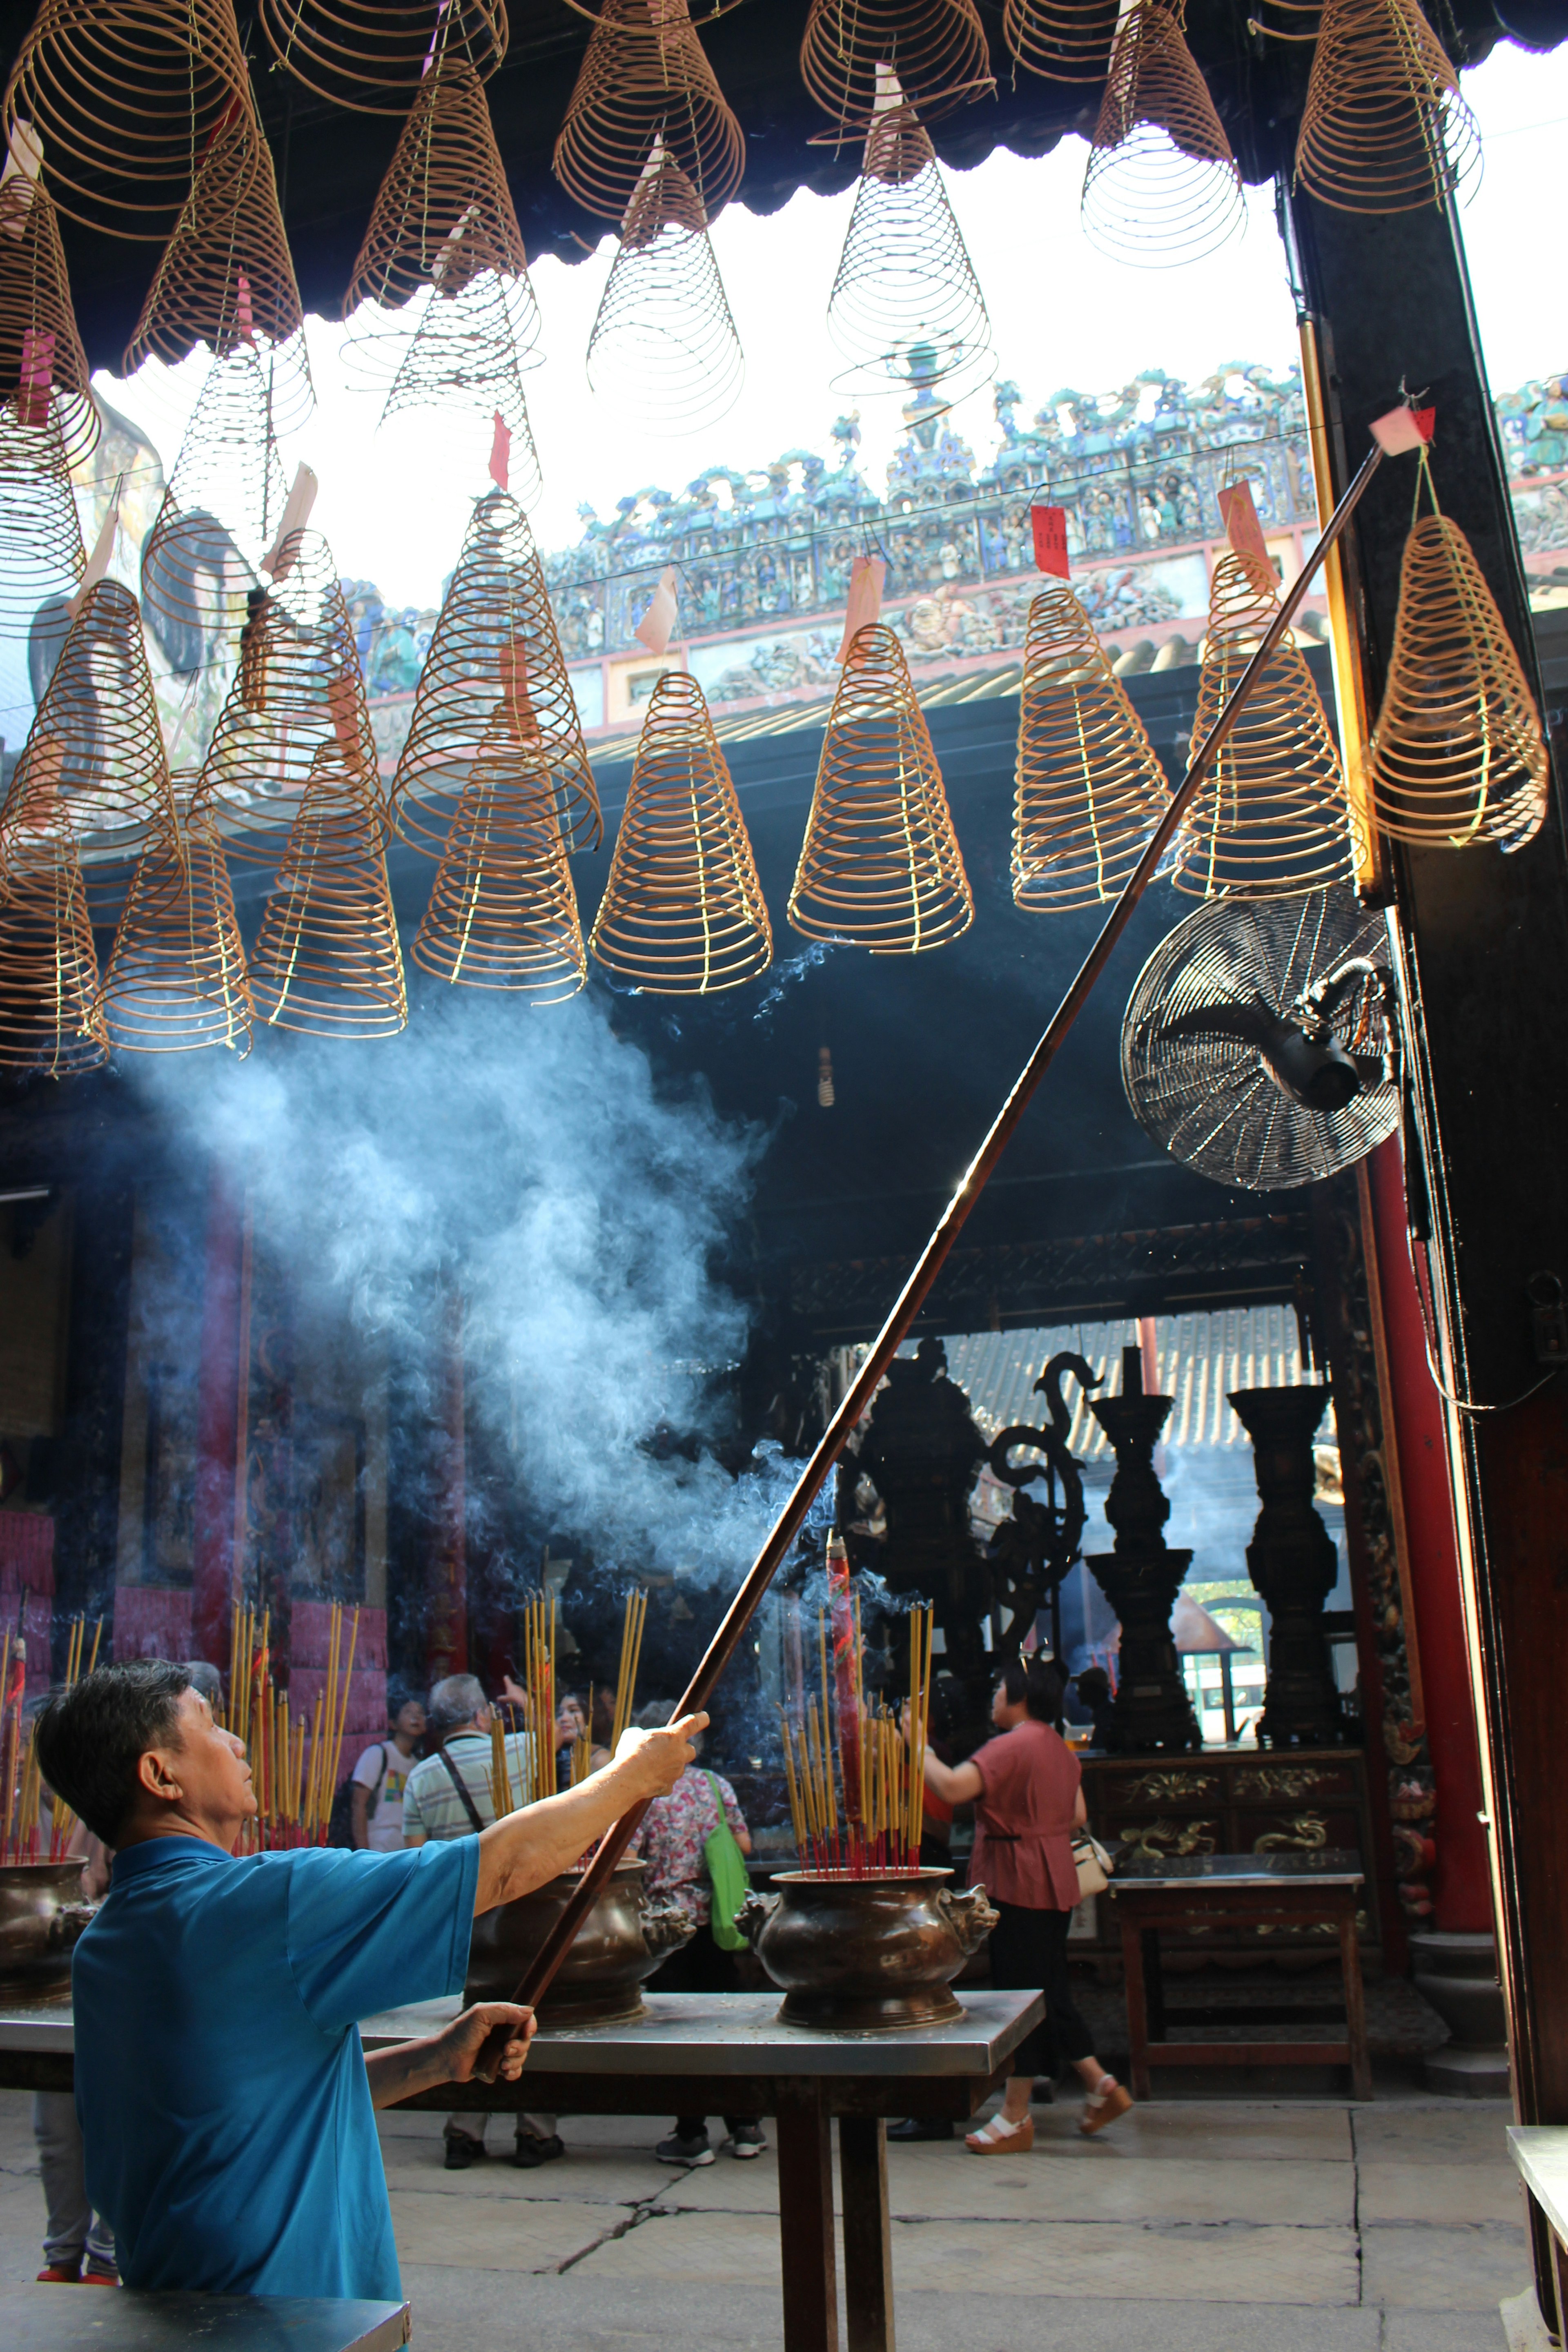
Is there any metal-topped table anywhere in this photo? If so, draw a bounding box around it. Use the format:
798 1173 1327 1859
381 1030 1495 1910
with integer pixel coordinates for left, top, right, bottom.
0 2287 409 2351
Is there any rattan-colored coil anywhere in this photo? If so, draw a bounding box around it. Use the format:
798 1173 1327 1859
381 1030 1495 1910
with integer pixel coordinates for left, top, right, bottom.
141 343 290 640
391 488 601 858
0 766 107 1074
0 167 99 468
586 143 743 435
1003 0 1117 84
0 393 85 649
788 621 972 953
376 281 544 510
588 669 770 993
1295 0 1479 217
2 0 249 241
800 0 994 133
1012 582 1170 910
411 714 586 998
258 0 506 117
249 740 407 1038
1081 0 1245 266
1172 550 1356 897
554 0 744 226
97 800 253 1054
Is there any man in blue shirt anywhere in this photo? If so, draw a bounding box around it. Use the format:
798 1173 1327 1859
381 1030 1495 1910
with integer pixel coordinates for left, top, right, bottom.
36 1658 703 2302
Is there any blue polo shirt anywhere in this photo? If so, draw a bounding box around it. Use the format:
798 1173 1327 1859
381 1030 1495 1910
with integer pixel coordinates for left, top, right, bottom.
72 1832 480 2297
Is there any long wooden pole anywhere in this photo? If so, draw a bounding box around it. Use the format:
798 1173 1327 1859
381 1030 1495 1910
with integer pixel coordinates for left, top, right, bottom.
475 439 1387 2072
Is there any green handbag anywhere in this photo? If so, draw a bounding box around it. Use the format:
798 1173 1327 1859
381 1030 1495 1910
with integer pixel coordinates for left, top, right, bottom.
702 1773 750 1951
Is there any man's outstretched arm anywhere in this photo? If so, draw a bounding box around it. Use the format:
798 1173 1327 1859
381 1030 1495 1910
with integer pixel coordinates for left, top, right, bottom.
365 2002 535 2109
473 1716 706 1915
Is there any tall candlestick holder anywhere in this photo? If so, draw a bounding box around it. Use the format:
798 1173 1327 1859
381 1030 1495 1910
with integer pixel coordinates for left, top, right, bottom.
1229 1384 1346 1748
1083 1344 1200 1753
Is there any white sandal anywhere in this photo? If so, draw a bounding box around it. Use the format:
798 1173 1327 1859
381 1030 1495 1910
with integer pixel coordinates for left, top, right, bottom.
965 2111 1035 2154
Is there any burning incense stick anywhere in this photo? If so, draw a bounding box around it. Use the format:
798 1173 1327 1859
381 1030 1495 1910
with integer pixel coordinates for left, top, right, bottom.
779 1567 934 1876
610 1588 648 1751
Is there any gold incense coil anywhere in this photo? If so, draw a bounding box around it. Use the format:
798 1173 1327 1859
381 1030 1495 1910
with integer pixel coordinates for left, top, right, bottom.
1369 510 1547 852
1003 0 1117 83
376 282 544 511
0 170 98 467
390 488 601 857
258 0 506 116
1172 551 1355 897
2 0 249 241
140 344 291 640
1294 0 1479 217
410 719 587 999
1012 582 1169 910
800 0 993 132
588 669 771 994
0 394 84 649
554 0 744 225
0 770 107 1075
97 799 253 1054
586 144 743 435
1081 0 1245 266
788 622 972 954
249 740 407 1039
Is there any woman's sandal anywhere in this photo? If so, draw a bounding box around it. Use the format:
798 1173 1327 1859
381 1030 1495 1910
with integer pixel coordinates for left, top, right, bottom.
964 2112 1035 2154
1078 2078 1133 2137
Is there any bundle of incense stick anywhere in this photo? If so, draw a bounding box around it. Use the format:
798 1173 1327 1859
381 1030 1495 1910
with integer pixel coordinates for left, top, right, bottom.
517 1591 558 1807
45 1615 103 1857
610 1588 648 1750
229 1601 360 1851
779 1554 933 1875
570 1688 594 1787
0 1614 102 1864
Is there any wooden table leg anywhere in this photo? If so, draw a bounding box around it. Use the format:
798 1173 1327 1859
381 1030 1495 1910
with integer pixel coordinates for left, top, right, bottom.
839 2115 894 2352
1338 1907 1373 2102
1120 1908 1152 2103
776 2080 838 2352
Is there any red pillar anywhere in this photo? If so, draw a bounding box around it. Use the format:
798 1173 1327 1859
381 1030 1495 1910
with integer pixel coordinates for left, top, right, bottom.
191 1174 247 1671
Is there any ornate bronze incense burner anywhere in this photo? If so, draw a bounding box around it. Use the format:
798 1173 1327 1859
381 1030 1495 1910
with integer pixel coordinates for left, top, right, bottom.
465 1857 692 2028
0 1862 94 1985
739 1868 996 2030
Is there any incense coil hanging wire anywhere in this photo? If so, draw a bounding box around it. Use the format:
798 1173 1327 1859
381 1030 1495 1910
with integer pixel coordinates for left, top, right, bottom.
141 343 290 642
589 669 770 993
392 488 601 856
586 144 743 435
97 795 253 1054
1172 551 1356 897
1 0 250 241
0 394 85 649
1081 0 1246 266
554 0 744 225
411 716 586 999
788 622 972 953
1003 0 1118 84
258 0 507 116
800 0 994 134
0 165 98 467
249 741 407 1038
1012 582 1170 910
1294 0 1479 217
0 774 107 1075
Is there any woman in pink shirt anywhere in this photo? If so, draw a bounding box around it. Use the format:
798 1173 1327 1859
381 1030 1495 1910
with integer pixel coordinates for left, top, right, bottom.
919 1656 1131 2149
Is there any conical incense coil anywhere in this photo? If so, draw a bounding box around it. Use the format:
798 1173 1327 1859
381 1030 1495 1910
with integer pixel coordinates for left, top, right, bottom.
586 145 743 436
1081 0 1245 266
1369 506 1547 852
554 0 744 225
390 488 601 856
1 0 249 241
258 0 506 116
1295 0 1479 217
376 280 544 510
826 82 991 408
249 741 407 1038
411 719 586 999
193 527 381 870
0 167 98 467
589 670 770 994
1012 582 1169 910
1172 552 1355 897
0 394 85 648
125 89 312 434
1003 0 1118 84
800 0 993 132
97 802 253 1053
141 343 291 640
0 754 107 1074
788 622 972 954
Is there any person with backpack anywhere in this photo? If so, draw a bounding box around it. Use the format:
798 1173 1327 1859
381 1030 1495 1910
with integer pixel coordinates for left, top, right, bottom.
629 1701 764 2167
349 1691 427 1852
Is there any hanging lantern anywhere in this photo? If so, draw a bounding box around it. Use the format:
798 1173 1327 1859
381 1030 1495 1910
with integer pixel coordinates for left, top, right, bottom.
140 343 290 641
1295 0 1479 217
97 799 253 1054
258 0 506 116
412 717 586 1000
586 142 744 435
0 393 85 648
800 0 993 132
0 144 99 467
1081 0 1245 266
249 742 407 1038
0 759 107 1075
554 0 744 226
1003 0 1118 84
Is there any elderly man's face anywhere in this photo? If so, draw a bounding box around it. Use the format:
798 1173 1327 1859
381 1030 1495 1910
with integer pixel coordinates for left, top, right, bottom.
147 1686 257 1846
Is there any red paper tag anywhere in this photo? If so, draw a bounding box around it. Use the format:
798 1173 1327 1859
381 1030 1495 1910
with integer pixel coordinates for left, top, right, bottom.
837 555 886 659
635 566 679 654
236 270 254 343
488 410 510 492
1031 504 1069 577
1218 480 1270 564
1414 405 1436 443
18 326 52 426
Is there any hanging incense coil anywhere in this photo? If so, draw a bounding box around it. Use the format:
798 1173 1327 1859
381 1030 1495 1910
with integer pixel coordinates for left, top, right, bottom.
1081 0 1245 266
800 0 994 134
0 165 98 467
376 290 544 510
97 799 253 1054
411 718 586 999
141 343 291 642
788 623 971 954
2 0 249 241
586 144 743 435
391 488 601 856
0 394 85 648
0 791 107 1074
249 741 407 1038
589 670 770 994
1003 0 1117 84
1172 552 1356 897
1012 583 1170 910
258 0 507 116
1294 0 1479 217
554 0 744 225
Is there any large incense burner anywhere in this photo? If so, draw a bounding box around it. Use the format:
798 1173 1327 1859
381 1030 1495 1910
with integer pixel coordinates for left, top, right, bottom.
739 1869 997 2029
466 1858 692 2028
0 1863 94 1986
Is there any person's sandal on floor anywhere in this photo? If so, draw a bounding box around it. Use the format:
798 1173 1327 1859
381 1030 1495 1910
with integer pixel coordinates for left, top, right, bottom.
964 2112 1035 2154
1078 2076 1132 2136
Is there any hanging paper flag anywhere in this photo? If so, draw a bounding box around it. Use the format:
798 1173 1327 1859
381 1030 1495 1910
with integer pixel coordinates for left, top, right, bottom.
18 325 53 426
1218 479 1270 565
261 463 320 578
489 410 510 492
236 270 255 343
836 554 885 658
1370 401 1436 457
635 565 679 655
69 496 119 614
0 120 42 234
1031 504 1069 577
422 0 454 76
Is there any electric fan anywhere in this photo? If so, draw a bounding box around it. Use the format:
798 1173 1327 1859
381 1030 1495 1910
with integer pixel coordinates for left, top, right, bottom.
1120 886 1400 1192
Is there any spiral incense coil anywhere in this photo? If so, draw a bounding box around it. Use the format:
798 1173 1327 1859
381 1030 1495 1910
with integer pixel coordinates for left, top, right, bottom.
588 670 770 994
0 811 107 1076
1369 509 1547 852
800 0 994 134
0 394 85 648
0 168 98 468
411 719 586 999
788 622 972 954
2 0 249 241
141 343 290 641
1081 0 1245 266
1172 552 1356 898
1003 0 1118 84
1295 0 1479 217
392 488 601 856
586 145 743 435
97 805 253 1054
258 0 507 116
1012 583 1169 911
377 284 544 509
554 0 744 225
249 741 407 1039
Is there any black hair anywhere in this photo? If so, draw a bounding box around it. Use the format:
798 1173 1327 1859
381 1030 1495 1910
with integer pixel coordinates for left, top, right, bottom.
35 1659 194 1845
999 1655 1064 1723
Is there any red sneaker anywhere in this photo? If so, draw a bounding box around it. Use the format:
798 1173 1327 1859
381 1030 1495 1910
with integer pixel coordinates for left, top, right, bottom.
36 2265 81 2283
81 2274 118 2286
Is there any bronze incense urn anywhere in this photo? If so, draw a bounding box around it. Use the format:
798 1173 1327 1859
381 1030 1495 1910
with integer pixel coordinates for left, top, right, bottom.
739 1869 998 2030
0 1862 95 1986
465 1857 693 2028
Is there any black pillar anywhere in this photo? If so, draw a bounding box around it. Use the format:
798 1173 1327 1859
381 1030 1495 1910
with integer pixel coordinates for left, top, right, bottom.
53 1176 136 1670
